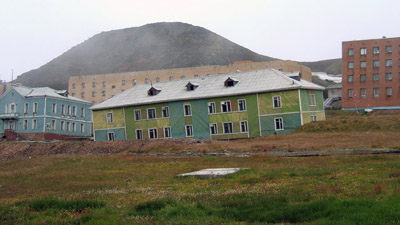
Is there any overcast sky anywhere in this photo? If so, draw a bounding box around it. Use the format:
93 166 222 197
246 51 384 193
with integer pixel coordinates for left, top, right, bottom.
1 0 399 81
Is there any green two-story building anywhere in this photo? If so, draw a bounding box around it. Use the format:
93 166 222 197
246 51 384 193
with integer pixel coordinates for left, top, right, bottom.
90 69 325 141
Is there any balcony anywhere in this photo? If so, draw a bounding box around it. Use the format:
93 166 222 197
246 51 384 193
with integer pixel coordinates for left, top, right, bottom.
0 113 19 119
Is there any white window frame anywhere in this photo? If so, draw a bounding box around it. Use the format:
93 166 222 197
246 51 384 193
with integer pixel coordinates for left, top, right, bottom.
134 109 142 121
274 117 284 131
80 123 84 133
273 96 282 108
136 129 143 140
164 127 171 138
32 119 37 130
360 61 367 69
386 73 393 81
107 132 115 141
210 123 218 135
386 59 392 67
61 121 65 131
185 125 193 137
208 102 216 114
80 107 85 117
311 115 317 122
52 103 57 113
106 112 113 124
221 101 232 113
33 102 38 114
24 103 29 114
148 128 158 139
309 94 316 106
72 122 76 132
184 104 192 116
61 104 65 115
240 121 248 133
162 106 169 118
51 120 56 130
92 82 96 88
223 122 233 134
387 87 392 97
147 108 156 119
238 99 247 111
72 106 76 116
360 88 366 98
103 81 106 87
23 120 28 130
373 88 379 98
348 62 354 69
67 105 71 115
348 89 354 98
360 48 367 55
66 122 71 131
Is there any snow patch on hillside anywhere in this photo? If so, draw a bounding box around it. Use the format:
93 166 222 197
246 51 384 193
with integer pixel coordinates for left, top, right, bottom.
312 72 342 83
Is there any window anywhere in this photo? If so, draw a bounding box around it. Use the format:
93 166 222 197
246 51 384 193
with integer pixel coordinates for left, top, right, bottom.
238 99 247 111
32 119 37 130
348 89 354 98
133 79 136 85
169 76 173 81
360 88 366 98
223 122 233 134
164 127 171 138
210 123 218 135
386 59 392 67
181 76 185 80
221 101 231 112
66 122 71 131
386 73 393 81
145 78 149 84
194 74 199 78
360 48 367 55
136 130 143 140
348 48 354 56
360 61 366 68
184 104 191 116
273 96 281 108
185 125 193 137
81 92 85 98
33 102 38 114
106 112 113 123
23 120 28 130
373 47 379 54
61 121 65 131
307 115 315 123
52 103 56 113
373 60 379 68
360 74 366 82
102 91 106 97
102 81 106 87
373 73 380 81
240 121 248 133
387 87 392 97
386 46 392 54
80 108 85 117
108 132 115 141
122 80 126 85
156 77 160 83
67 105 71 115
72 123 76 132
208 102 216 114
134 109 142 121
309 94 316 106
112 85 116 89
373 88 379 98
51 120 56 130
72 106 76 116
72 83 76 89
82 83 85 88
149 128 158 139
71 93 75 97
80 124 84 133
147 108 156 119
24 103 28 114
347 75 354 83
92 92 96 97
162 106 169 118
348 62 354 69
274 118 284 131
92 82 96 88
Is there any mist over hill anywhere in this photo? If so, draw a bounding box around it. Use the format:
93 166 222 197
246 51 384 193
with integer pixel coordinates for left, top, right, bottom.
15 22 341 90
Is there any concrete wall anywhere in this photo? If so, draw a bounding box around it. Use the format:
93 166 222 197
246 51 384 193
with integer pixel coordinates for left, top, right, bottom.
69 60 312 104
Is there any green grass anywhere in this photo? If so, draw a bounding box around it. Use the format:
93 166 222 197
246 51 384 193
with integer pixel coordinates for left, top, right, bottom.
1 155 400 224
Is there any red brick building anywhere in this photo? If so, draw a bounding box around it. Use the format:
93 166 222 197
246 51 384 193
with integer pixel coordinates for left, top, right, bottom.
342 37 400 110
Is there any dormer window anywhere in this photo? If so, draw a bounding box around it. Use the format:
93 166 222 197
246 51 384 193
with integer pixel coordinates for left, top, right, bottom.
148 86 161 96
185 82 199 91
224 77 239 87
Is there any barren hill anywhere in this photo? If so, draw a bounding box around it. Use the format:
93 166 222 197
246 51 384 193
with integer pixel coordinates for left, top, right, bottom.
15 22 275 90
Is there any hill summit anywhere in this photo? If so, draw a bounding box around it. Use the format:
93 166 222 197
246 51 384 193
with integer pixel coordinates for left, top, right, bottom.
15 22 274 89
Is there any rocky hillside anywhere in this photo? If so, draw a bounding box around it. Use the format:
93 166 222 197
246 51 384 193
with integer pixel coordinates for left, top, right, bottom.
15 22 274 90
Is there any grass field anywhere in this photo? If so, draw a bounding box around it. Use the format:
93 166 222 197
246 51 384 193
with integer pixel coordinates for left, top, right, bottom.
1 154 400 224
1 110 400 224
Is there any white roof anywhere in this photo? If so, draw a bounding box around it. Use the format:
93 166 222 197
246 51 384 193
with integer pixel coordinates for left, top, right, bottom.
11 85 92 104
91 69 324 110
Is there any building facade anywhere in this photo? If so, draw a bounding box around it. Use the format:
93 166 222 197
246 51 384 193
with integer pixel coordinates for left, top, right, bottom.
69 60 312 104
90 69 325 141
0 85 93 141
342 37 400 110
